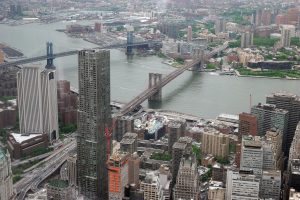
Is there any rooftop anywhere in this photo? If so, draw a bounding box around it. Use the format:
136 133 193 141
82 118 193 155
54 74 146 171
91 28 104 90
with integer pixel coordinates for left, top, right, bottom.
252 103 288 114
121 132 137 145
291 159 300 175
108 151 129 166
172 141 187 150
267 92 300 101
11 133 43 144
168 121 183 129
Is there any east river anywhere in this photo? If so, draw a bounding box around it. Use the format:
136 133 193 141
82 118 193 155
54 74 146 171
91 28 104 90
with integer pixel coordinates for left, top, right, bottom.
0 21 299 118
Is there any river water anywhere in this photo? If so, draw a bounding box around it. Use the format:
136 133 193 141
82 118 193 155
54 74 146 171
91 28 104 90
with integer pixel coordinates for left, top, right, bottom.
0 21 299 118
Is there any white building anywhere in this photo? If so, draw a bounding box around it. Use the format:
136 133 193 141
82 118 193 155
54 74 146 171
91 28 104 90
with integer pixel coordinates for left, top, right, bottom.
281 25 295 47
226 170 260 200
260 170 281 200
289 188 300 200
289 122 300 169
240 136 263 176
17 66 59 143
141 172 164 200
17 66 43 134
41 69 59 141
0 148 14 200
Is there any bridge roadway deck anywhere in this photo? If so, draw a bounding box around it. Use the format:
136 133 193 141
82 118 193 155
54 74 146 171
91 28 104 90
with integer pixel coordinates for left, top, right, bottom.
118 42 228 116
118 58 201 116
0 41 162 68
15 140 76 200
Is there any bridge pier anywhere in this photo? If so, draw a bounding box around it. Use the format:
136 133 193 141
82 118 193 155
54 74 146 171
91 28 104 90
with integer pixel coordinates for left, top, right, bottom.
46 42 55 69
192 48 205 71
126 31 134 55
148 73 162 102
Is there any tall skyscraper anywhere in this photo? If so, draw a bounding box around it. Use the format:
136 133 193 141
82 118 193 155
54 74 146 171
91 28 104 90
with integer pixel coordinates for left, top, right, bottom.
289 122 300 169
173 157 199 200
77 49 111 200
17 66 59 143
187 26 192 42
171 137 193 191
167 121 186 154
266 93 300 156
215 18 226 34
264 129 284 171
241 32 253 48
128 153 140 187
251 103 288 137
281 25 293 47
239 112 258 139
41 69 59 141
17 66 43 134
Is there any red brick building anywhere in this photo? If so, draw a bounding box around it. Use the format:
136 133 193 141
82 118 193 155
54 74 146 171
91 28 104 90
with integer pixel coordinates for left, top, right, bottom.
7 133 49 159
57 80 78 125
239 112 258 139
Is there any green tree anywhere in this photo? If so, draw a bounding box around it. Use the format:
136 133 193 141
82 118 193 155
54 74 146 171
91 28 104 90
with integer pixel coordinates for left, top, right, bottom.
175 58 184 65
13 175 22 183
228 40 241 48
192 145 202 164
150 152 172 161
215 156 230 165
0 96 14 102
253 37 279 47
0 129 8 145
291 37 300 47
206 63 217 69
202 165 212 182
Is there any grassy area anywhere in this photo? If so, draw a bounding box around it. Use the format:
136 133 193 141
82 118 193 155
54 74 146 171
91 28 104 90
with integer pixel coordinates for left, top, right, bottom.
229 143 236 153
206 63 218 70
157 51 167 58
175 58 185 65
253 37 279 47
228 40 241 48
48 179 69 188
0 129 8 145
13 175 22 183
12 159 40 183
202 165 212 182
214 156 230 165
59 123 77 140
0 96 15 102
237 68 300 78
150 152 172 161
222 8 252 25
204 21 215 33
264 50 296 61
291 37 300 47
22 147 53 159
12 160 40 174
